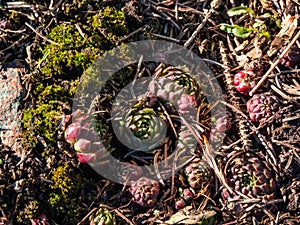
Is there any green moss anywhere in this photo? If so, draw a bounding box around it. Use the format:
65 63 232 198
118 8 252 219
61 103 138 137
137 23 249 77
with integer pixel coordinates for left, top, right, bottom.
39 6 128 80
48 163 84 223
19 5 130 223
40 23 104 80
16 199 40 223
50 163 82 195
91 6 128 42
22 103 62 147
22 81 78 148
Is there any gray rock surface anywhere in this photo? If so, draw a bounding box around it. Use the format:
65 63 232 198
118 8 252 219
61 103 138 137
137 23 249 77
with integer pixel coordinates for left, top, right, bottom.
0 68 24 155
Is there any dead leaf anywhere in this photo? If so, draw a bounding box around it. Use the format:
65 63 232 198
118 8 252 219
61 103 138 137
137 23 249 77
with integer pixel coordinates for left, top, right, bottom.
258 0 277 14
161 206 216 224
246 47 262 59
268 15 298 57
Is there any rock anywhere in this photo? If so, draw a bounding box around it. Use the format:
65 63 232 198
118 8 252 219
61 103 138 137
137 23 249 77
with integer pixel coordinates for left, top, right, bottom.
0 67 25 156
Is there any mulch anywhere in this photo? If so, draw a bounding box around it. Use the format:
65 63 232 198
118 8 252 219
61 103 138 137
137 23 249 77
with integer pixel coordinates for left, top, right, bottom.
0 0 300 225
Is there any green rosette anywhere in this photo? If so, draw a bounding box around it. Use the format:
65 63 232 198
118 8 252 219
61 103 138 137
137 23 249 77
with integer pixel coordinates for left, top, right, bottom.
118 98 167 152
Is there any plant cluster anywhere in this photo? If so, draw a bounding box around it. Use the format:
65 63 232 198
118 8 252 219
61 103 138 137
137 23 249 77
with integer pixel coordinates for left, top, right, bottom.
18 5 131 223
129 177 160 207
1 0 299 224
22 5 128 150
221 152 277 218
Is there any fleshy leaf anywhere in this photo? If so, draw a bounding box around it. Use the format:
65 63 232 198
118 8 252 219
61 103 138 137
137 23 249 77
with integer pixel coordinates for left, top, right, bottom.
77 153 95 163
220 24 253 38
227 6 255 17
258 30 271 40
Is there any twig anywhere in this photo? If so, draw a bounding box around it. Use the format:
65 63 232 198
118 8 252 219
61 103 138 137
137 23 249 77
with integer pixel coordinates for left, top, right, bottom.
184 0 221 48
6 2 31 8
114 209 136 225
119 26 147 42
25 22 59 45
154 150 165 185
0 36 28 54
49 0 64 11
249 29 300 96
270 85 294 100
148 32 180 43
0 28 26 34
200 58 230 69
75 23 86 39
77 208 97 225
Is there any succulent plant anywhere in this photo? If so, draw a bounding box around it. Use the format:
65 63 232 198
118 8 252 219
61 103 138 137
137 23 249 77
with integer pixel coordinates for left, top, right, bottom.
176 93 198 113
113 64 205 157
214 116 232 132
153 65 201 96
175 127 198 164
89 208 116 225
64 110 113 164
64 122 81 144
280 46 300 67
174 187 195 210
77 153 95 164
129 176 160 207
246 93 280 123
222 153 277 202
181 188 194 201
117 97 167 152
233 70 256 95
149 65 201 113
174 198 186 210
184 158 213 192
210 116 232 143
64 110 91 145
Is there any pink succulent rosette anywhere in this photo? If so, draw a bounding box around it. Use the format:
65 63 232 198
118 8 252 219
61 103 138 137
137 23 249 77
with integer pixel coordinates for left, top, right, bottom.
64 110 112 166
233 70 256 96
184 159 213 192
246 93 280 123
129 176 160 207
221 153 277 218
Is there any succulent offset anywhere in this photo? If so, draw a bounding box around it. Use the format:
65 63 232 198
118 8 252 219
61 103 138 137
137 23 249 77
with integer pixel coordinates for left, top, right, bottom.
89 208 116 225
214 116 232 132
174 158 214 210
174 187 194 210
149 65 201 113
210 115 232 143
246 93 280 123
222 153 277 202
233 70 256 95
184 158 213 193
129 176 160 207
64 110 113 165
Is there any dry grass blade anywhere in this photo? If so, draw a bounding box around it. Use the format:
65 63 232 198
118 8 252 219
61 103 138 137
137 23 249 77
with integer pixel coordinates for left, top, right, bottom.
201 136 234 195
